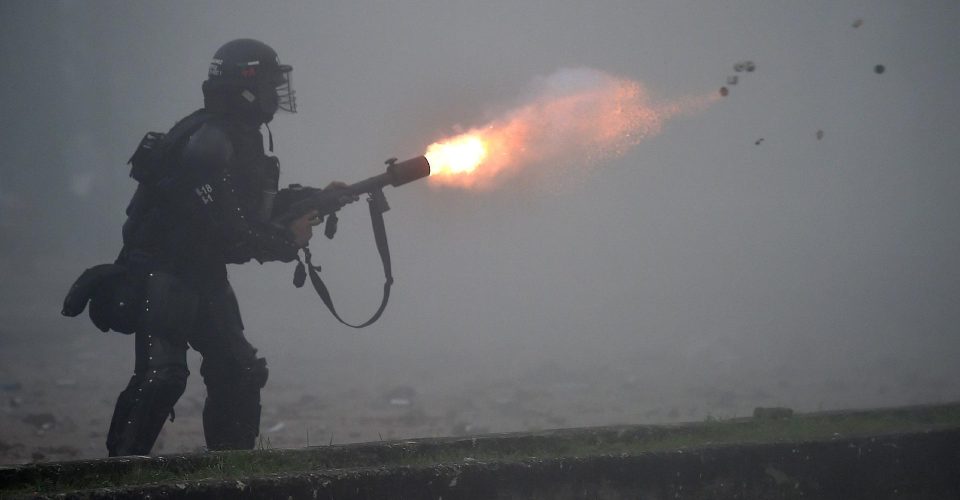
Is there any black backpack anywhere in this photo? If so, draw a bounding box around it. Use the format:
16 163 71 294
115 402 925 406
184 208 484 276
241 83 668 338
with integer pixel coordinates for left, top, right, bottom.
62 111 214 334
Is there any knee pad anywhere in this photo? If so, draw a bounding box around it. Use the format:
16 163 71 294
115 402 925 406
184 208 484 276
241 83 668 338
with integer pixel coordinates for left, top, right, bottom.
106 366 187 457
202 356 268 390
241 357 269 389
144 365 189 404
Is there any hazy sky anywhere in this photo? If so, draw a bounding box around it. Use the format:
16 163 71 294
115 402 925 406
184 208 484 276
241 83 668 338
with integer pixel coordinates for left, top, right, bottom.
2 1 959 415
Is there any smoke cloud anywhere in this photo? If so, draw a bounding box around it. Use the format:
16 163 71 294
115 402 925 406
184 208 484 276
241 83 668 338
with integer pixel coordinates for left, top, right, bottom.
426 68 715 190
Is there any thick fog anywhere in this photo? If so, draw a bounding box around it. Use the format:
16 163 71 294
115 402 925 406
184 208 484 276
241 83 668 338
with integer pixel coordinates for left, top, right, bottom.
2 1 959 458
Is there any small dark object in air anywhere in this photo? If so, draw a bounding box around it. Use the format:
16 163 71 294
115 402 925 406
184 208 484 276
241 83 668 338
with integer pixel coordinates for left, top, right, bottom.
874 64 885 74
734 61 756 73
755 138 764 145
852 19 863 28
753 406 794 420
719 86 729 97
726 75 738 85
816 129 824 140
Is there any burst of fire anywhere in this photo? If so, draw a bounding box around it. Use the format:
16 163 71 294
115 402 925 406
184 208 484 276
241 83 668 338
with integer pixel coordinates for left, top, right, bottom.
424 134 487 177
424 68 715 189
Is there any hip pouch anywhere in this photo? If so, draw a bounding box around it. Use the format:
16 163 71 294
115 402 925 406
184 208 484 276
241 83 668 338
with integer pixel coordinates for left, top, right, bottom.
62 264 145 334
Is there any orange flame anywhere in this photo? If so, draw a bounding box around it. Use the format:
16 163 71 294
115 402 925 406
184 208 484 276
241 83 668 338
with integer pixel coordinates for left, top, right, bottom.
425 69 715 189
425 134 487 177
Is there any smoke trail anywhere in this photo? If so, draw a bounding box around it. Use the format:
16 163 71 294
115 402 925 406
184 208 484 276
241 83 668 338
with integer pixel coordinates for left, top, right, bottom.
426 67 716 190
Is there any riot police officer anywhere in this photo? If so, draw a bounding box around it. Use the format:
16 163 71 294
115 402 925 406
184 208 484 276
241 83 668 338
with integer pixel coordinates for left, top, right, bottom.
104 39 320 456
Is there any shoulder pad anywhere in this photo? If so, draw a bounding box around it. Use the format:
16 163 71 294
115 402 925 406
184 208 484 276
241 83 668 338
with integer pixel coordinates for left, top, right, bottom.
181 121 235 169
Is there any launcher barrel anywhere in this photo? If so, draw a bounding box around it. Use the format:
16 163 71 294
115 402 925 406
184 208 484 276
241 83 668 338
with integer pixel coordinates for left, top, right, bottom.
272 156 431 225
344 156 431 196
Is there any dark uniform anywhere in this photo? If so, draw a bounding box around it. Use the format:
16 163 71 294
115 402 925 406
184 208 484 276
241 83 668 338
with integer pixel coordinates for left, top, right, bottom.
104 39 302 456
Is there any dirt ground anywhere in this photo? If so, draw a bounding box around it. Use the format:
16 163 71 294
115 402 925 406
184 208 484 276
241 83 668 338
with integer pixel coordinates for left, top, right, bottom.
2 310 958 466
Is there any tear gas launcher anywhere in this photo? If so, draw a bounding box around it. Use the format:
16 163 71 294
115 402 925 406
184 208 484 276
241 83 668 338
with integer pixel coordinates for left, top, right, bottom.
271 156 431 329
272 156 430 239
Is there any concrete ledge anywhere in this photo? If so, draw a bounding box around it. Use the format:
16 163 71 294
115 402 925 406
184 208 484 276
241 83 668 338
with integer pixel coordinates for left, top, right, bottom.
4 429 957 499
4 402 960 499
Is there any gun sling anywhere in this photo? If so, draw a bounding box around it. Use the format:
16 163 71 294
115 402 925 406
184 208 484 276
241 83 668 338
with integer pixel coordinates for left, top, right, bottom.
294 194 393 328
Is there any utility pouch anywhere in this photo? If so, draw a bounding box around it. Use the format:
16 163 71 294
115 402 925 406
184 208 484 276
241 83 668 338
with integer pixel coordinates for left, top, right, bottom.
139 273 200 339
127 110 213 186
62 264 145 334
258 156 280 222
128 131 167 184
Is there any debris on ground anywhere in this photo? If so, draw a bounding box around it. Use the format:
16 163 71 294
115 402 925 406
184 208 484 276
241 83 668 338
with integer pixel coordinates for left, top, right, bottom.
295 394 325 408
452 421 490 436
22 413 57 430
753 406 794 420
37 445 80 458
0 440 24 453
874 64 885 74
383 386 417 406
0 382 22 392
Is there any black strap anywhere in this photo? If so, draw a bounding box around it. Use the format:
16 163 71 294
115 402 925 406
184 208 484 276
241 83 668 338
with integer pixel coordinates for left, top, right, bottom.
264 122 274 152
294 196 393 328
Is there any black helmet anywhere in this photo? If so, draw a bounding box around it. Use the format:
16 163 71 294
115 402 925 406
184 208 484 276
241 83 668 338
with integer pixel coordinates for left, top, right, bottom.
202 39 296 122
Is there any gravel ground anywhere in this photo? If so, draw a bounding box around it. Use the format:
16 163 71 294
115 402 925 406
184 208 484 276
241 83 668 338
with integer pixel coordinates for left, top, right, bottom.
2 311 958 465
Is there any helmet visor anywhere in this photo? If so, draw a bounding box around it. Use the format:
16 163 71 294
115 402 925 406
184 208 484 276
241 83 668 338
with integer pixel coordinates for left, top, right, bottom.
276 65 296 113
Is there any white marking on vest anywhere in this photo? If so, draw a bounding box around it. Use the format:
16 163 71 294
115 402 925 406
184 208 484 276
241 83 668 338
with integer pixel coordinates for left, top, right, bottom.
195 184 214 204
